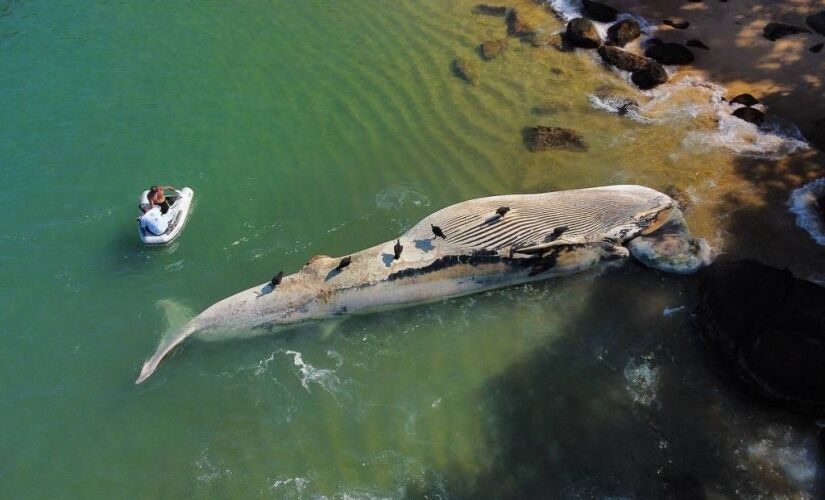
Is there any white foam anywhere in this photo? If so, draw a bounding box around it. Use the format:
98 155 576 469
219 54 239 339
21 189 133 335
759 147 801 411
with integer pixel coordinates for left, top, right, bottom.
744 430 818 487
375 184 430 210
270 476 310 495
285 349 344 396
623 356 659 407
788 177 825 246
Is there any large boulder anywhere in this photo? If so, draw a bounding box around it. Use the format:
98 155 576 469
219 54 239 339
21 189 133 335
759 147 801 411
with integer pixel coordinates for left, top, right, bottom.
631 61 668 89
598 46 650 71
729 93 759 107
695 260 825 411
566 18 601 48
644 43 695 65
808 10 825 36
480 39 509 60
582 0 617 23
763 22 810 41
607 18 642 46
732 106 764 126
524 126 586 151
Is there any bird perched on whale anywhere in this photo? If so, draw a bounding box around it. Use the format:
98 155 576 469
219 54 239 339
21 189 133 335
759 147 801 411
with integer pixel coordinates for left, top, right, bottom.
496 206 510 217
270 271 284 288
431 224 446 239
393 239 403 260
336 256 352 270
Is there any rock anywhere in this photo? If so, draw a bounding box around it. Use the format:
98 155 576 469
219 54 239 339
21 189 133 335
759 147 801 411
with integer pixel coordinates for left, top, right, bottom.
729 93 759 106
810 42 824 54
472 4 509 17
566 18 601 49
631 61 668 89
686 39 710 50
662 19 689 30
452 58 480 84
806 10 825 36
695 260 825 411
732 106 764 126
808 118 825 151
506 9 536 37
598 46 650 71
663 185 692 212
645 43 695 65
582 0 617 23
480 39 508 60
763 22 810 41
525 126 586 151
607 18 642 47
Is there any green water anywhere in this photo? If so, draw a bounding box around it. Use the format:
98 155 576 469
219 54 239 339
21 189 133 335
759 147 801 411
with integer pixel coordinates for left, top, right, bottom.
1 0 822 498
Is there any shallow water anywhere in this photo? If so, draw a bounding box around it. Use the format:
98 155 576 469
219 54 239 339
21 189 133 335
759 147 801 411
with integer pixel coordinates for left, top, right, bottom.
1 0 823 497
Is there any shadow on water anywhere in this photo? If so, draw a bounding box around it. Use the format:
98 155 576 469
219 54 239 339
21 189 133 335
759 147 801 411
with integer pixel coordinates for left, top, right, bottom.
404 263 822 498
718 149 825 277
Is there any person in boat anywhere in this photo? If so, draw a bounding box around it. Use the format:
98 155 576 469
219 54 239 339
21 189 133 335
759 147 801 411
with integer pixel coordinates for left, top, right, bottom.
140 185 177 215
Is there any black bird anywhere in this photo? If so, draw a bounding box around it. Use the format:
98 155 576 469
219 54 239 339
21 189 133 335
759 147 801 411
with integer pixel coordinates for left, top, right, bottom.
269 271 284 288
545 225 569 242
496 206 510 217
336 256 352 271
393 239 403 260
431 224 446 239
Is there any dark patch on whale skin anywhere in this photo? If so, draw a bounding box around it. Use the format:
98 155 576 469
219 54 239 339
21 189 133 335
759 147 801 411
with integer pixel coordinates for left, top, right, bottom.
386 249 523 282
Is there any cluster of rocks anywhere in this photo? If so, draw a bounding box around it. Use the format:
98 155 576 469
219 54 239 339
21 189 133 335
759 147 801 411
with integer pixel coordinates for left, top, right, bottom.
762 9 825 53
560 1 704 92
727 93 764 126
695 260 825 413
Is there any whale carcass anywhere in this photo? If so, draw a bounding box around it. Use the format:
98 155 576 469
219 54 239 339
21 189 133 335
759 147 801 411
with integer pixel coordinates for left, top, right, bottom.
136 185 711 383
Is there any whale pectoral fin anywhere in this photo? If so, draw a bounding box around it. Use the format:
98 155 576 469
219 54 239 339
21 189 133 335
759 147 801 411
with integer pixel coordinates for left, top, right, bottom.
317 317 348 340
136 322 199 384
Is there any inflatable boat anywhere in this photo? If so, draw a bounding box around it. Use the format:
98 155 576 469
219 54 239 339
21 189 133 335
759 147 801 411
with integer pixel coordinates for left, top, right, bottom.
138 187 194 245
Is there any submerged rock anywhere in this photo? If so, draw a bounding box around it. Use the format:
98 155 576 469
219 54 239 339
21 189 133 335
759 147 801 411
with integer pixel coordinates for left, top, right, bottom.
631 61 668 89
472 4 509 17
480 39 509 60
732 106 764 126
598 46 650 72
506 9 536 37
729 93 759 107
582 0 617 23
695 260 825 411
763 22 810 41
607 18 642 47
525 126 585 151
805 10 825 36
566 18 601 49
645 43 695 65
686 39 710 50
452 57 480 84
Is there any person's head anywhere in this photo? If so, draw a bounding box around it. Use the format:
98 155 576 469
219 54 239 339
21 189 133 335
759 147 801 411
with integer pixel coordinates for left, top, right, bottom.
150 185 159 194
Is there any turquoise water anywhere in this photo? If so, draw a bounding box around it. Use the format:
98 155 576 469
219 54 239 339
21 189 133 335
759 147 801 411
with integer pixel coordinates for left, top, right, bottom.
1 0 822 497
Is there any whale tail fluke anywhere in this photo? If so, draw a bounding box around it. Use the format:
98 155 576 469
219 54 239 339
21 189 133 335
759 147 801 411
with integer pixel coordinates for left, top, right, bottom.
136 300 199 384
135 323 199 384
